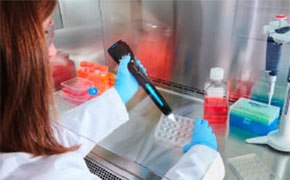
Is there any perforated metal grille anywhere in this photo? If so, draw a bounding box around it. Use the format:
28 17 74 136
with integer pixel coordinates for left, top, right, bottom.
84 157 128 180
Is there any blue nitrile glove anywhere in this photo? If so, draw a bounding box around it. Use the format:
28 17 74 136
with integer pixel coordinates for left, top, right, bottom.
115 55 146 104
183 119 217 153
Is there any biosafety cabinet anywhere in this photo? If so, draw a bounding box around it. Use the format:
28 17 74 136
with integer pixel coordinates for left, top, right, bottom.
53 0 290 179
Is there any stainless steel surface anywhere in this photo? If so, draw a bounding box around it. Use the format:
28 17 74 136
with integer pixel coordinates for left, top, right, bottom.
98 88 290 180
99 88 205 178
53 0 105 67
53 26 105 68
172 0 290 89
57 0 102 28
53 0 289 99
84 156 128 180
85 145 163 179
56 87 290 179
99 0 290 99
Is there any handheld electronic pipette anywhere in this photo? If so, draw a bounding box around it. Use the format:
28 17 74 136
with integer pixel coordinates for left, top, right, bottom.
108 40 175 121
263 14 290 106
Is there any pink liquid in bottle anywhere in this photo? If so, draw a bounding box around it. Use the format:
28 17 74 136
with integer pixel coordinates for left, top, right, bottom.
204 97 228 123
203 68 228 123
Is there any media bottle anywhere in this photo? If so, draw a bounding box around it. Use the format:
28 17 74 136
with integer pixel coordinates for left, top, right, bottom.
203 67 228 123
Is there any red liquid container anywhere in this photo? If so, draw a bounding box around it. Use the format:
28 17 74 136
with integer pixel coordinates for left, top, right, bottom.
203 68 229 123
204 97 228 123
60 77 94 105
50 52 76 90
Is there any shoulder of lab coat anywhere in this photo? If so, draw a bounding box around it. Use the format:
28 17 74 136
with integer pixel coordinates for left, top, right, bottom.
0 151 100 180
0 88 127 180
164 145 225 180
56 88 129 156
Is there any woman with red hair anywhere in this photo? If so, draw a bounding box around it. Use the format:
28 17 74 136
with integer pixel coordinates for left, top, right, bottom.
0 1 224 179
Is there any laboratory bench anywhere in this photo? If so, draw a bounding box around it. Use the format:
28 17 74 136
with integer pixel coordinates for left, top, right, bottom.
57 88 290 180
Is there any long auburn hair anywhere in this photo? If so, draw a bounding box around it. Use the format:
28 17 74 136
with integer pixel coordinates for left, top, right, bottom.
1 0 78 155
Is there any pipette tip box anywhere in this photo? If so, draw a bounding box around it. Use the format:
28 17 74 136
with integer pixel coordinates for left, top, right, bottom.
154 115 194 147
230 98 280 135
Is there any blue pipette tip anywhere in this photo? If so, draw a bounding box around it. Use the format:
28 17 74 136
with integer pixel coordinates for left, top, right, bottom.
88 87 98 96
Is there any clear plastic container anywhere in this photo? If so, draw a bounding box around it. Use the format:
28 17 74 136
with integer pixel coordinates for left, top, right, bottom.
60 77 95 105
203 67 229 123
228 154 279 180
154 115 194 147
50 52 76 90
61 77 94 96
60 93 89 106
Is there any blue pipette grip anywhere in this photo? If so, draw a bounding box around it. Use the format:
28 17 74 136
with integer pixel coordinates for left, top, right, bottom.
127 62 172 115
108 40 172 116
266 36 282 76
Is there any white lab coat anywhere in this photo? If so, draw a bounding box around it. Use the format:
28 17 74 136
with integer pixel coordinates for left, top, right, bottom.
0 88 225 180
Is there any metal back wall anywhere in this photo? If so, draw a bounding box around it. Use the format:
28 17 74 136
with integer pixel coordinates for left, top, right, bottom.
100 0 290 99
53 0 290 98
53 0 105 68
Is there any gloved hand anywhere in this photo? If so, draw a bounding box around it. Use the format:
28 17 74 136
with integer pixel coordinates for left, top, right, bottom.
115 55 146 104
183 119 217 153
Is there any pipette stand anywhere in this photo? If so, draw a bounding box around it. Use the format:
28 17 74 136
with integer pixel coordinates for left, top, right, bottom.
246 15 290 152
246 79 290 152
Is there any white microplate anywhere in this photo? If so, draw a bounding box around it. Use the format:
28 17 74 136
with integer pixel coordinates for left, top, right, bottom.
154 114 194 147
228 154 279 180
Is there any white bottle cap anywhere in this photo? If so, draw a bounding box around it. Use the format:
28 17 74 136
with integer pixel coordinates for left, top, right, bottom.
210 67 224 81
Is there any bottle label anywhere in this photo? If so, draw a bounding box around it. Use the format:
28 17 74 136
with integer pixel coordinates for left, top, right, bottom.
207 87 225 97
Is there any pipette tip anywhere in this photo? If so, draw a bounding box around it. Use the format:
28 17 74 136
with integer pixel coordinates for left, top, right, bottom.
268 96 272 107
167 113 176 122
